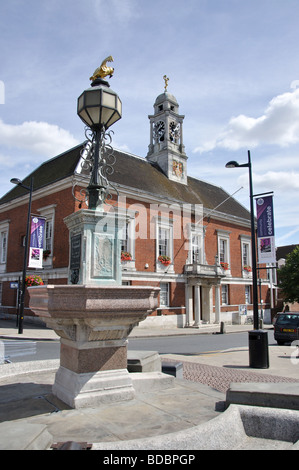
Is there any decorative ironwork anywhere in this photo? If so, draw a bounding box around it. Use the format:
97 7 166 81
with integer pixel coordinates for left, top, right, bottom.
72 126 119 208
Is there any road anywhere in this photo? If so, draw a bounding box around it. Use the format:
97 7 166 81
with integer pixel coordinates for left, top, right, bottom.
129 330 275 355
2 329 276 362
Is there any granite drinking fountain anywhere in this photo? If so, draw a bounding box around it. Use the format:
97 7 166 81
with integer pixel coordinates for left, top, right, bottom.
28 63 160 409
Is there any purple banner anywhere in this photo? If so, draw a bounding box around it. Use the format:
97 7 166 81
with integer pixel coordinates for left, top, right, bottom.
28 216 45 268
256 196 276 264
30 216 45 249
256 196 275 238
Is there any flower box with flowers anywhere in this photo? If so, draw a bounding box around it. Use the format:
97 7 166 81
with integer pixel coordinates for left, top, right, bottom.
220 262 229 270
158 255 171 266
243 265 252 272
121 251 132 262
25 275 44 287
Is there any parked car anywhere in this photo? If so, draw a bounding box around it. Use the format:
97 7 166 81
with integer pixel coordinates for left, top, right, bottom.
274 312 299 345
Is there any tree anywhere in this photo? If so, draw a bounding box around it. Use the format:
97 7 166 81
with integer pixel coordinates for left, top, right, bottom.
278 246 299 303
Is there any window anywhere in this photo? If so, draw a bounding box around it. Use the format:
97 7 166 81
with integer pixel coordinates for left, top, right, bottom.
0 231 7 264
119 216 135 265
217 230 231 272
37 204 56 265
192 234 202 263
0 220 9 272
159 227 169 257
240 236 251 271
219 239 227 264
243 243 249 266
45 220 53 252
221 285 228 305
186 222 204 265
155 216 174 272
120 222 129 253
245 285 251 304
160 283 169 307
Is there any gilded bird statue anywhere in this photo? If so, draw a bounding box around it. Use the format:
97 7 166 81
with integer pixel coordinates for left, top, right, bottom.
90 56 114 81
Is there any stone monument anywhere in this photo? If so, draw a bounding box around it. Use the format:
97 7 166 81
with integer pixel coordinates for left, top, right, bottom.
28 61 160 408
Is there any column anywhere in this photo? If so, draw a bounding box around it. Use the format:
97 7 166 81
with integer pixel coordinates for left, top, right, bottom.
201 286 212 323
215 284 221 324
179 119 183 149
194 285 201 327
149 120 153 146
165 111 170 142
185 283 193 327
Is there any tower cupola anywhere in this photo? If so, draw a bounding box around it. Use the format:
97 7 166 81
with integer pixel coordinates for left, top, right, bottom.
146 77 187 184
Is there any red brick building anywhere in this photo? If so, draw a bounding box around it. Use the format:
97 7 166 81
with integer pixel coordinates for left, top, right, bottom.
0 89 271 328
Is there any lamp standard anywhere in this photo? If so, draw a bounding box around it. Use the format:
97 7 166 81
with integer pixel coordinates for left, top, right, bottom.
10 177 34 334
225 150 259 330
226 151 269 369
77 70 122 210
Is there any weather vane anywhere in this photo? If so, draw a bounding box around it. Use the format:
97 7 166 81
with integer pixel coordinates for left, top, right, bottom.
90 56 114 81
163 75 169 92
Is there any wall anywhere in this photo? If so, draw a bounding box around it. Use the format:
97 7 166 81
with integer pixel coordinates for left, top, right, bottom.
0 185 271 325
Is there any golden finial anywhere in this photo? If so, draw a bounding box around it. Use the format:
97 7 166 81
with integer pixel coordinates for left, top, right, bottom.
163 75 169 92
90 56 114 81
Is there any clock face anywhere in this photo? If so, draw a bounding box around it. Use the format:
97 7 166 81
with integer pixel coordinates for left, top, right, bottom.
153 120 165 142
169 121 180 143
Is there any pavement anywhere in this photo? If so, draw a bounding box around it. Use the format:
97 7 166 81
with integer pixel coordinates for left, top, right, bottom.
0 317 299 451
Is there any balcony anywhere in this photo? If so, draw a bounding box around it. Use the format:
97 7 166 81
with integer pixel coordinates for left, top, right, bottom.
184 262 225 279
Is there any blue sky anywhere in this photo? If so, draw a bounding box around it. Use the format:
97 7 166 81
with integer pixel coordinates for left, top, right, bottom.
1 0 299 247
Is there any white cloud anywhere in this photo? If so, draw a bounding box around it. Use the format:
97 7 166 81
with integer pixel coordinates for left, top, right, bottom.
0 152 17 168
195 88 299 152
241 170 299 192
0 119 79 157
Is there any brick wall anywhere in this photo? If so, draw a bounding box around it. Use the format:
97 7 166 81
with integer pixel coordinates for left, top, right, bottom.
0 186 271 320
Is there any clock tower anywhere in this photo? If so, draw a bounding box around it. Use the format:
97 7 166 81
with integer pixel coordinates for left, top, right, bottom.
146 77 187 185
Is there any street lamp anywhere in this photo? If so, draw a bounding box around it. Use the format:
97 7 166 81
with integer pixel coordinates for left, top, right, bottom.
225 151 259 330
226 151 269 368
10 177 34 334
77 64 122 210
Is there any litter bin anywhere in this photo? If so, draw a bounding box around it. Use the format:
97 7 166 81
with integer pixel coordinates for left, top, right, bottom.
248 330 269 369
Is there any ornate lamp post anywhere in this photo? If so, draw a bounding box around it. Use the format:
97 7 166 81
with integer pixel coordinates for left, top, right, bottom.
77 56 122 210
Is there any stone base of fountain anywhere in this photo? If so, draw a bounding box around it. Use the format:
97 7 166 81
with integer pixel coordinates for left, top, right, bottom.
29 284 160 408
53 367 135 408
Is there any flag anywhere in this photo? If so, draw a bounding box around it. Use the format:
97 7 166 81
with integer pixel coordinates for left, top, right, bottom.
28 216 46 268
256 196 276 264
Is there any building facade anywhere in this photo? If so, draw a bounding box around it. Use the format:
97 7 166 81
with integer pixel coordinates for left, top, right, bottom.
0 88 271 327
